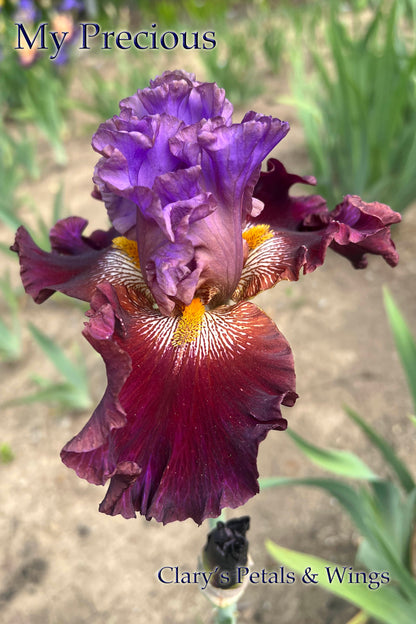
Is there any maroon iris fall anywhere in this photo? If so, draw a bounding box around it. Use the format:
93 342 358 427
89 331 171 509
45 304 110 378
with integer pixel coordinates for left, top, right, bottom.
12 70 401 524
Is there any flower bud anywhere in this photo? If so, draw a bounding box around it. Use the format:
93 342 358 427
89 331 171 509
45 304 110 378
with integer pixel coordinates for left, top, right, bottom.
200 516 251 608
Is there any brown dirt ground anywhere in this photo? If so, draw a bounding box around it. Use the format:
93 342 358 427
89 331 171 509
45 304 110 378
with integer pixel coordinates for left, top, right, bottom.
1 44 416 624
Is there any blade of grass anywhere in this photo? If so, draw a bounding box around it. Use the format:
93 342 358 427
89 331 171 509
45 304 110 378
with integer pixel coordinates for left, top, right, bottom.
344 405 415 493
383 287 416 415
287 430 378 480
265 541 416 624
25 323 91 410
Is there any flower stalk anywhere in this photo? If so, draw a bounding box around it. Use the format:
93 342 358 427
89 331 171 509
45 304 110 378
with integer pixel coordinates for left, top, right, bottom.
214 602 238 624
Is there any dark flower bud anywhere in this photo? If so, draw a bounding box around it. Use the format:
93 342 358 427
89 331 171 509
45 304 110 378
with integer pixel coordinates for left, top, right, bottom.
203 516 250 589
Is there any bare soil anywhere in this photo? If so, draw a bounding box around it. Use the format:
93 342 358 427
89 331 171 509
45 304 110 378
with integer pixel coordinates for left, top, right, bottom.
1 52 415 624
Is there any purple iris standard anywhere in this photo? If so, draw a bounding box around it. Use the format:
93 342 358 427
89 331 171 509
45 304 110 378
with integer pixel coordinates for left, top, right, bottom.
12 71 401 524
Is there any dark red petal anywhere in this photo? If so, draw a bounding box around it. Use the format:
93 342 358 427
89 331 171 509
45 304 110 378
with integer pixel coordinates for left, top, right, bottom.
11 219 150 304
234 225 338 302
329 195 401 268
251 161 401 280
11 223 104 303
61 283 297 524
253 158 327 229
244 159 338 292
61 286 132 485
49 216 117 254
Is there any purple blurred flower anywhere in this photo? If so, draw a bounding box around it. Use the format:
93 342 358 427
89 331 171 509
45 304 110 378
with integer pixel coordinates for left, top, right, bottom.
16 0 37 22
12 71 401 524
13 0 39 66
59 0 84 10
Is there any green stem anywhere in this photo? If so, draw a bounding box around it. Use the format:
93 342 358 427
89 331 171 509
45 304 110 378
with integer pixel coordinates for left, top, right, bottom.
214 602 237 624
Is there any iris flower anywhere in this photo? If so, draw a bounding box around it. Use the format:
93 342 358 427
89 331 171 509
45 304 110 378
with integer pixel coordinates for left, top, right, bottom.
12 71 401 524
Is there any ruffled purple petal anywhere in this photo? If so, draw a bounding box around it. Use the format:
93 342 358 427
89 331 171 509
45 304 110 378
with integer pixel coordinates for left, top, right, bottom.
61 282 297 524
92 186 137 237
160 116 290 305
92 113 185 244
120 70 233 126
130 167 216 314
92 73 291 311
173 116 290 218
93 113 184 194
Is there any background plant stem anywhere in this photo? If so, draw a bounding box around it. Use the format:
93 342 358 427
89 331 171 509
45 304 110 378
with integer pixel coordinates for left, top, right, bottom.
214 602 237 624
